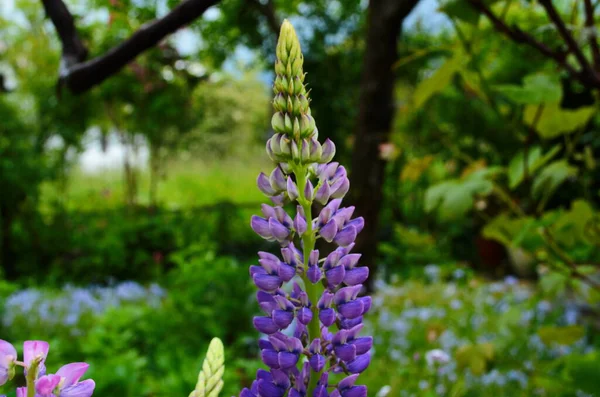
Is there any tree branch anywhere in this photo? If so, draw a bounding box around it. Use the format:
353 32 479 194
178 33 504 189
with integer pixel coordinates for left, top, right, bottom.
246 0 280 36
42 0 220 94
41 0 88 73
538 0 597 83
584 0 600 71
468 0 600 89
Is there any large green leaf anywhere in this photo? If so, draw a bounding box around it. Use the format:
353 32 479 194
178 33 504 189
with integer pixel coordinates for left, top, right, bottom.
525 104 596 139
507 145 561 189
494 73 562 105
550 200 595 247
413 53 464 109
482 213 537 248
439 0 481 25
424 168 495 221
532 160 578 200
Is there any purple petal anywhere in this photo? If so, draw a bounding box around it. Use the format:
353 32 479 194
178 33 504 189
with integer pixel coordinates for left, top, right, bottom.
269 218 290 242
261 350 280 368
253 317 280 334
304 180 314 202
339 254 361 269
335 344 357 362
334 286 362 305
338 374 360 391
23 341 49 368
278 351 299 369
325 266 346 287
56 362 89 387
253 274 283 292
338 300 364 319
251 216 274 240
334 225 357 247
309 250 319 267
315 181 331 205
310 354 326 372
319 219 337 242
287 177 299 201
307 265 322 284
352 337 373 355
273 310 294 329
297 307 313 325
341 386 367 397
339 316 363 330
271 194 286 206
293 211 307 235
278 263 296 282
258 379 285 397
319 308 336 327
59 379 96 397
271 369 291 389
343 267 369 286
346 217 364 234
359 296 372 314
346 353 371 374
270 167 287 192
258 173 276 195
261 204 277 219
330 177 350 199
240 388 257 397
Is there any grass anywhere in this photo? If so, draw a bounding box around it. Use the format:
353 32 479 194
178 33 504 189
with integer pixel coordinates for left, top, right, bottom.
40 147 272 212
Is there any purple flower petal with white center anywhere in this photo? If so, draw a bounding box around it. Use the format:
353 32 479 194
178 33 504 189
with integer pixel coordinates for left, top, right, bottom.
251 216 274 240
352 337 373 355
318 206 333 226
343 267 369 286
258 173 277 196
338 300 364 319
339 315 363 330
278 352 299 369
258 378 286 397
338 254 361 269
56 362 90 388
335 343 357 362
274 207 293 228
332 207 355 228
334 285 362 305
278 263 296 282
287 177 299 201
24 341 49 369
319 219 337 242
254 317 280 334
334 225 357 247
273 310 294 329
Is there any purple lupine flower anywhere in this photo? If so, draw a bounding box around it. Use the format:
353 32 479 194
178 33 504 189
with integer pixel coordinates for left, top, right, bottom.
0 340 94 397
243 19 370 397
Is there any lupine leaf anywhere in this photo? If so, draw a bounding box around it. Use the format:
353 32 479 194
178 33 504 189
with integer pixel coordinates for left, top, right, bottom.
190 338 225 397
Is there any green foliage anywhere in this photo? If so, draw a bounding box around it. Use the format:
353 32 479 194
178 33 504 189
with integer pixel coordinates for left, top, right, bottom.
531 160 578 200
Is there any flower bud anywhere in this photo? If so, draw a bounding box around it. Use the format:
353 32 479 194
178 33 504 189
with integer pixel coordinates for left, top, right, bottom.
280 136 291 156
293 76 303 95
304 179 314 202
291 139 300 160
309 138 322 162
286 96 294 114
301 139 310 163
284 114 293 134
270 167 287 192
321 139 336 163
272 112 286 133
287 177 299 201
274 93 286 112
300 114 315 137
293 117 301 139
314 182 331 205
275 59 285 75
257 173 276 196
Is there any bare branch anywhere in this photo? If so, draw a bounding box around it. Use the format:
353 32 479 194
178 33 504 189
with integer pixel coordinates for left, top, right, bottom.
468 0 600 89
41 0 88 72
538 0 597 83
584 0 600 71
42 0 220 94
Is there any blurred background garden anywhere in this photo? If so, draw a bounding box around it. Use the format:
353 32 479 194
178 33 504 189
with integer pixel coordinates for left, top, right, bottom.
1 0 600 396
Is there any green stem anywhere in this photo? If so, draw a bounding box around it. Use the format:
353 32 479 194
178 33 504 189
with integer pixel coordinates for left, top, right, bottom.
26 358 40 397
293 164 323 395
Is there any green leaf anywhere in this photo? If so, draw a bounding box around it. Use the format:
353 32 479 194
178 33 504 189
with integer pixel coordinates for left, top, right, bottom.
550 200 595 247
540 271 568 296
424 170 494 221
495 73 562 105
414 53 464 109
538 325 585 346
190 338 225 397
439 0 481 25
532 160 578 200
507 145 561 189
482 213 537 248
525 104 596 139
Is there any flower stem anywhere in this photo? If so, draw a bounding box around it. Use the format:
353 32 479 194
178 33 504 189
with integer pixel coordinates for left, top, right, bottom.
26 358 40 397
294 164 323 395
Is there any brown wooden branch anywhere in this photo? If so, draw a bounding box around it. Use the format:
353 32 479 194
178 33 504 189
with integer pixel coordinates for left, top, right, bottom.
468 0 600 89
42 0 220 94
584 0 600 71
538 0 597 84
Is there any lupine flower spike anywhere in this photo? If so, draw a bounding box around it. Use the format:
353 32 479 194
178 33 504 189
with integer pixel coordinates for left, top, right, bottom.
0 339 95 397
190 338 225 397
247 19 371 397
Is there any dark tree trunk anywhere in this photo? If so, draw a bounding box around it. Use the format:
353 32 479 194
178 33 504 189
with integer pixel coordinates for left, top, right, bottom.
350 0 420 291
